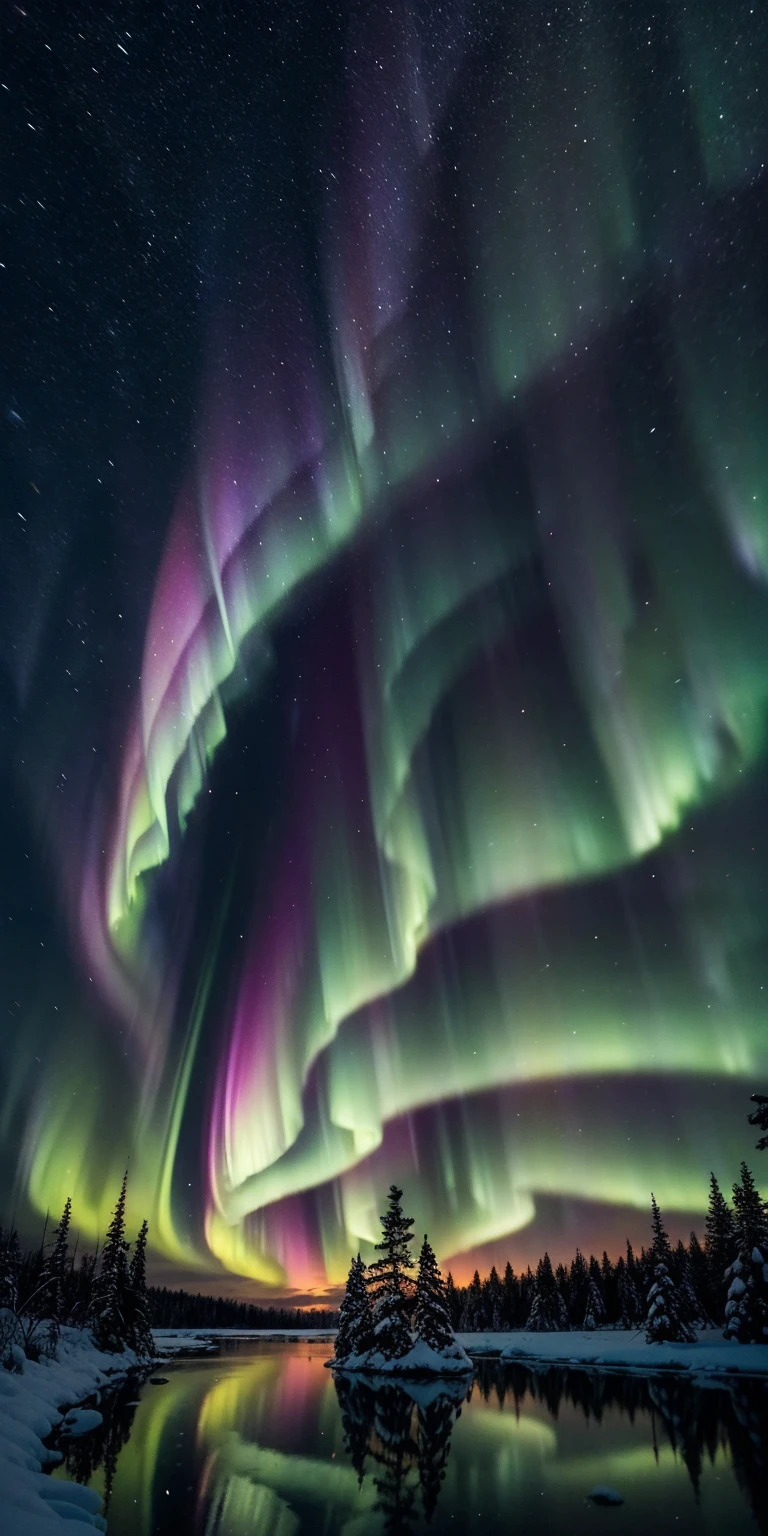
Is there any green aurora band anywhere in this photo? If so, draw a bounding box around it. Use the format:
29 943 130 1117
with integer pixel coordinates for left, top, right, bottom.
4 0 768 1295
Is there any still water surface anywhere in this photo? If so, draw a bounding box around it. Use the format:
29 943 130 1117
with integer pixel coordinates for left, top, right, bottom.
52 1339 766 1535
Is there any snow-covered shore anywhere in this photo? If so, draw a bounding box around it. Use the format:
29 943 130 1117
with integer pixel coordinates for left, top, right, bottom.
462 1329 768 1379
0 1327 144 1533
153 1326 336 1353
330 1337 473 1378
155 1326 768 1379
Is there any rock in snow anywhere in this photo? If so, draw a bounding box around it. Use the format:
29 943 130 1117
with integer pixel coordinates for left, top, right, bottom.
61 1408 104 1438
589 1486 625 1506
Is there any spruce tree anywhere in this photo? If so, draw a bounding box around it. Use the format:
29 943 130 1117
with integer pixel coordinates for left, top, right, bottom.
484 1265 503 1331
674 1242 707 1330
367 1186 414 1360
335 1255 374 1363
526 1253 566 1332
650 1194 672 1264
91 1173 131 1353
444 1271 461 1330
42 1197 72 1354
748 1093 768 1152
686 1231 712 1325
125 1221 154 1358
568 1250 589 1326
732 1164 768 1252
645 1195 696 1344
0 1228 21 1311
414 1236 456 1353
583 1277 606 1331
704 1172 735 1319
616 1256 643 1329
502 1261 519 1327
723 1164 768 1344
458 1270 483 1331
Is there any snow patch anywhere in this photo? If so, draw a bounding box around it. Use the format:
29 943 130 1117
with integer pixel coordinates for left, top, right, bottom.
61 1408 103 1438
332 1336 473 1378
0 1325 144 1532
589 1486 624 1506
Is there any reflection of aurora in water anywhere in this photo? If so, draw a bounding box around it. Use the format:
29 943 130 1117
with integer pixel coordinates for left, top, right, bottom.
51 1344 767 1535
3 0 768 1292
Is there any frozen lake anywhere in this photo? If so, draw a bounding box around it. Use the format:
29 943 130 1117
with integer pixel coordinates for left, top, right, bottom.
50 1337 766 1534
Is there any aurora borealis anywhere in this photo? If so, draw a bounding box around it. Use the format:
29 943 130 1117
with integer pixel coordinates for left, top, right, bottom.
1 0 767 1301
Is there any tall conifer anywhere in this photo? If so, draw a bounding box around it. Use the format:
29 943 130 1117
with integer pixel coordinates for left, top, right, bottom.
91 1173 131 1352
414 1236 455 1353
335 1255 374 1363
367 1186 414 1360
645 1195 696 1344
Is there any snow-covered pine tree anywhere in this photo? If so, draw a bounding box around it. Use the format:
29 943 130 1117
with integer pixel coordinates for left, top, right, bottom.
686 1232 712 1326
502 1261 520 1328
601 1252 618 1322
0 1227 21 1311
723 1163 768 1344
732 1163 768 1251
41 1197 72 1355
704 1172 735 1324
125 1220 154 1358
484 1265 503 1331
366 1186 414 1361
91 1173 131 1353
555 1263 570 1320
414 1236 459 1355
458 1269 483 1331
526 1253 567 1332
568 1249 589 1326
674 1241 708 1331
444 1271 461 1330
615 1256 643 1329
748 1093 768 1152
645 1195 696 1344
582 1276 606 1331
335 1254 374 1363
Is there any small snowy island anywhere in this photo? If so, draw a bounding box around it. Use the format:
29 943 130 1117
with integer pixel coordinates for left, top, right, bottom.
328 1186 472 1378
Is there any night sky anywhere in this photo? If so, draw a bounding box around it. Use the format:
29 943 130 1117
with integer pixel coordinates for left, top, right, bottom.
1 0 767 1304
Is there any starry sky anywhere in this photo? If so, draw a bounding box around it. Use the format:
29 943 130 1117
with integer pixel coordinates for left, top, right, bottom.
1 0 767 1304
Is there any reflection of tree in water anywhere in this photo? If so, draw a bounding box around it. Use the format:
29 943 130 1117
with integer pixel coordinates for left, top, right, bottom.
473 1359 768 1534
417 1390 462 1524
335 1372 377 1486
371 1385 419 1534
333 1375 465 1532
58 1379 141 1513
728 1383 768 1536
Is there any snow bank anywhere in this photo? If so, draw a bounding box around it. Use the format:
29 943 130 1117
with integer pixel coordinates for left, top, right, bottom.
589 1486 624 1506
466 1328 768 1379
60 1408 104 1438
0 1326 142 1533
331 1337 473 1378
153 1327 335 1354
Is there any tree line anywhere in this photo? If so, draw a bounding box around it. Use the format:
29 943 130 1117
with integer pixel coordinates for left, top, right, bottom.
337 1093 767 1349
148 1287 338 1331
0 1178 340 1368
441 1159 766 1344
0 1172 153 1367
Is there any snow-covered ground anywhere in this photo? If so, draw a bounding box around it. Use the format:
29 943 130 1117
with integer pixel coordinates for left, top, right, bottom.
155 1326 768 1379
460 1329 768 1379
330 1337 473 1377
0 1327 143 1533
153 1326 336 1353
